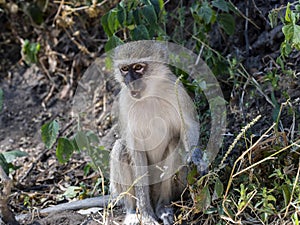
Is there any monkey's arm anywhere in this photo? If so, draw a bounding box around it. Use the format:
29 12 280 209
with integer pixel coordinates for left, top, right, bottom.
182 117 208 175
191 147 208 176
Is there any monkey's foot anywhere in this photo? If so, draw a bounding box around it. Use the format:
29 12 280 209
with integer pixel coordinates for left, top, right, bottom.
123 213 160 225
157 207 174 225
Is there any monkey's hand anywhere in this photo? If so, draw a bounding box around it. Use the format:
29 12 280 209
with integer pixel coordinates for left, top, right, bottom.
190 146 208 176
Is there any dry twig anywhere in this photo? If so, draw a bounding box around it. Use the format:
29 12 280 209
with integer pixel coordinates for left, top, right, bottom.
0 166 19 225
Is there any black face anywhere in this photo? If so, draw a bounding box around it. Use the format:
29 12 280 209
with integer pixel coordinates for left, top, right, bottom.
119 63 147 98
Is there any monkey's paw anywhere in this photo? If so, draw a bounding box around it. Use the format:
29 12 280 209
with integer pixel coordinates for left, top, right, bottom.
123 213 159 225
157 207 174 225
191 147 208 176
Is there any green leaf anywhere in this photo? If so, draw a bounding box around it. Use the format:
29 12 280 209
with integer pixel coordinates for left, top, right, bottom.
56 137 74 163
199 3 213 24
282 184 291 207
213 177 224 200
83 163 92 176
212 0 228 12
292 211 299 225
2 150 28 163
187 167 198 185
108 9 120 35
22 40 41 64
104 35 123 52
0 153 9 175
150 0 163 15
292 24 300 49
130 24 150 40
285 3 292 23
126 11 134 25
117 4 126 26
41 120 59 149
0 88 3 113
74 131 90 151
86 130 100 144
276 55 285 69
101 12 112 37
88 145 110 173
63 186 81 199
195 186 211 212
101 9 120 37
285 42 292 55
282 24 294 41
70 138 80 152
281 41 292 56
141 5 157 25
267 195 276 202
268 10 278 28
218 13 235 35
133 9 141 25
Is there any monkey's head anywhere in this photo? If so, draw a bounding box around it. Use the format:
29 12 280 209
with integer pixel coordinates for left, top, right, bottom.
113 41 169 99
117 62 148 98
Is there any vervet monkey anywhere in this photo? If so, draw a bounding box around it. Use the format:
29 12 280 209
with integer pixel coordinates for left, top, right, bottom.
109 41 206 225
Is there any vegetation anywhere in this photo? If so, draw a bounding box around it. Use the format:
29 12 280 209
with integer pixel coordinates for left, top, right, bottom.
0 0 299 224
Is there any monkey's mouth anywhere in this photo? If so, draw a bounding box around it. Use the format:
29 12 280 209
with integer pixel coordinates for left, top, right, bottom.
130 90 141 98
128 80 146 99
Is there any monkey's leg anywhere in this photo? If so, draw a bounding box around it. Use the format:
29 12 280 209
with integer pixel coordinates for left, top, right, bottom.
110 140 159 225
110 140 136 213
153 178 174 225
153 140 188 225
132 150 159 224
151 145 176 225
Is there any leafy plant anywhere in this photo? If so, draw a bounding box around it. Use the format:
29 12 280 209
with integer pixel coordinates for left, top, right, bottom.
101 0 165 51
41 120 59 149
255 187 277 222
269 2 300 57
187 172 224 218
59 185 84 200
41 119 109 173
281 2 300 55
191 0 236 36
101 0 237 77
190 0 237 75
22 39 41 64
56 137 74 163
0 150 28 175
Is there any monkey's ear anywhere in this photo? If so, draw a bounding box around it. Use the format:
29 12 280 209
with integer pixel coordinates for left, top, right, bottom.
190 147 208 176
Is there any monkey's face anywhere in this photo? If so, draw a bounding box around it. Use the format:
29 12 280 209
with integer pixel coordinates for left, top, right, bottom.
119 62 147 98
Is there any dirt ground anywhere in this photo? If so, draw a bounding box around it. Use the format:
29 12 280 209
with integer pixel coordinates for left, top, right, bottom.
0 1 299 225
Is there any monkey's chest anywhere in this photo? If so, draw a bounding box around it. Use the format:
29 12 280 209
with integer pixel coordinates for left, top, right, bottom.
126 100 181 150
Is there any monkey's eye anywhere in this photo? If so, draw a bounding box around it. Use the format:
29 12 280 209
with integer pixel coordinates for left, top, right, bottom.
120 66 129 72
133 63 145 72
133 64 142 70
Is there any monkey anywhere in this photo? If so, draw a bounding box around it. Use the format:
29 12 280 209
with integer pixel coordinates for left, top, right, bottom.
109 41 206 225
